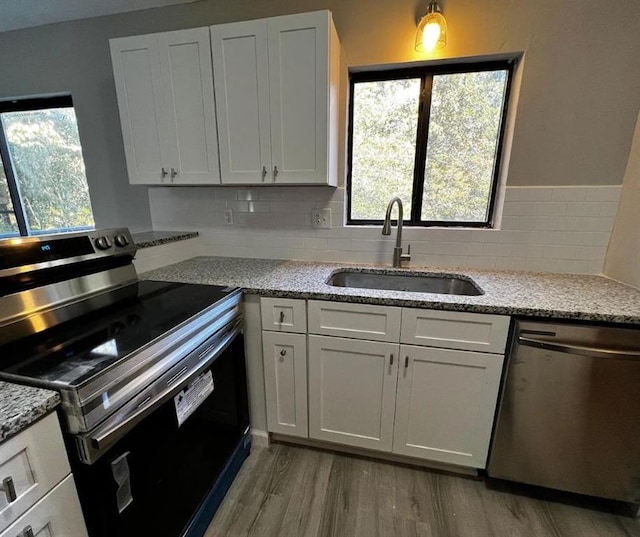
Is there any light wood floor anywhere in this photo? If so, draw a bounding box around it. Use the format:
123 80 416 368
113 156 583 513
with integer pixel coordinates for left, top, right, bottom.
205 443 640 537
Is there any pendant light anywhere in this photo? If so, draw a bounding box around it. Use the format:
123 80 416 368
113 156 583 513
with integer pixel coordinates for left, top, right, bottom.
415 0 447 52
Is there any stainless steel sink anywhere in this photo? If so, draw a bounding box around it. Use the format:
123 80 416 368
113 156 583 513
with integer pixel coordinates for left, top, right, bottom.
326 271 483 296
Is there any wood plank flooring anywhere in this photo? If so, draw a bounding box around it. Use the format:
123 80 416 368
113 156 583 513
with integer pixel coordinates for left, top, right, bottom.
205 443 640 537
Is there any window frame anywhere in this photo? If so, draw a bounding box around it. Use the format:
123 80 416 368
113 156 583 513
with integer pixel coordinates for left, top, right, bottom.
0 95 95 238
346 59 516 228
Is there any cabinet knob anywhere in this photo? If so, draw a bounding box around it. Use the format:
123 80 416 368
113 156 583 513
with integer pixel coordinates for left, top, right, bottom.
404 356 409 368
280 349 287 356
161 167 168 180
390 353 394 365
0 476 17 503
261 166 267 181
279 311 285 323
170 167 178 180
21 526 34 537
273 166 279 181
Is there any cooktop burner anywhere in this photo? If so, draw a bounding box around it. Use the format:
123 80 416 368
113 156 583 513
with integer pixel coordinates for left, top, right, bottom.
0 280 235 388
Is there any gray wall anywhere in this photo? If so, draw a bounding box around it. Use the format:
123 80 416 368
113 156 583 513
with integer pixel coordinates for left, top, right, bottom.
604 112 640 287
0 0 639 229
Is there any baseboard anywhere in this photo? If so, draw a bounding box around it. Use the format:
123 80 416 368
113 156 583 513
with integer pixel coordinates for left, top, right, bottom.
271 433 479 477
251 429 270 448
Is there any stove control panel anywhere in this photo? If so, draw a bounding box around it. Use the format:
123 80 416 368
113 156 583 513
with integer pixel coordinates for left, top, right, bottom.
0 228 137 274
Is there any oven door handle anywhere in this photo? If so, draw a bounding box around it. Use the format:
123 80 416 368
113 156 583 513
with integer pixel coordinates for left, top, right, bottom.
85 321 242 456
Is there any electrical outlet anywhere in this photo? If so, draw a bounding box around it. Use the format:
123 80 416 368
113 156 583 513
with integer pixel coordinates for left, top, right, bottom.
311 208 331 229
224 208 234 225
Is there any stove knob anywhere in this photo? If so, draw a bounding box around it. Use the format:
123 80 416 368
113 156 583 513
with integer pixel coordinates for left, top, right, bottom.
95 237 112 250
114 234 130 247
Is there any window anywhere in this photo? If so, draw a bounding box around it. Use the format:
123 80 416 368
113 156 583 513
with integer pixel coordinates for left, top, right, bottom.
0 96 95 238
347 60 514 227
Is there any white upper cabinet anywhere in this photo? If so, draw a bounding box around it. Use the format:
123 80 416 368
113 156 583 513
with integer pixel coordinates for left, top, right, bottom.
210 20 272 185
110 28 221 185
211 10 340 186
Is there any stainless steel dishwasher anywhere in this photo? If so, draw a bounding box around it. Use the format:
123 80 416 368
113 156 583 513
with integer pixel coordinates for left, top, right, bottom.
488 319 640 506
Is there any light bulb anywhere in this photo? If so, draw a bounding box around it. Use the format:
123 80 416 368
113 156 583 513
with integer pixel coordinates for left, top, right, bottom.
422 21 442 52
415 2 447 52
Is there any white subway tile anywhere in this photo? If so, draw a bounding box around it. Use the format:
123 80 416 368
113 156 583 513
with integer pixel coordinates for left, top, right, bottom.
536 202 567 216
502 202 536 216
584 186 621 202
551 187 587 202
519 187 554 202
599 202 620 217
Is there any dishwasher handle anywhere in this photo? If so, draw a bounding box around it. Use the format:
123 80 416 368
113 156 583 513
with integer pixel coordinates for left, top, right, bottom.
518 335 640 360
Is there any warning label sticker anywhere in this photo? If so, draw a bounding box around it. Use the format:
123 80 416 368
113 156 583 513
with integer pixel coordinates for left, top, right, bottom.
174 370 214 427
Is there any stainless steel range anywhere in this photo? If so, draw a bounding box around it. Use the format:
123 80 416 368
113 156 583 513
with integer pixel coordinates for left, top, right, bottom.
0 229 250 537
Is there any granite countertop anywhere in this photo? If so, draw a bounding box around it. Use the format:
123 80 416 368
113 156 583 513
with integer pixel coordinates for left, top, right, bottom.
142 257 640 324
0 382 60 443
132 230 199 249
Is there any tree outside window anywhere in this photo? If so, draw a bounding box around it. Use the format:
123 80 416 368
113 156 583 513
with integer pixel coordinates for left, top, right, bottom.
0 96 95 238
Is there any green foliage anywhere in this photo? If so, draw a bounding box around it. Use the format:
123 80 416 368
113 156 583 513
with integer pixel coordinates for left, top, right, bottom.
1 108 95 234
422 70 507 222
350 70 507 223
351 79 419 220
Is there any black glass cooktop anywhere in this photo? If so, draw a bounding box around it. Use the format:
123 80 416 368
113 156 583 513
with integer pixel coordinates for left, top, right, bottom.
0 280 238 388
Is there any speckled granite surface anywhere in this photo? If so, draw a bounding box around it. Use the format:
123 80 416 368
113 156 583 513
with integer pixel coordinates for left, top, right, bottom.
141 257 640 324
132 230 199 249
0 382 60 443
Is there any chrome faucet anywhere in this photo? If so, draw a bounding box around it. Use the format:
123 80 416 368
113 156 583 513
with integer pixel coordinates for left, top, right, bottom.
382 197 411 268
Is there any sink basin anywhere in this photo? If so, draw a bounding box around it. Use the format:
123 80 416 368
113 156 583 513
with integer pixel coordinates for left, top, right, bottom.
326 271 483 296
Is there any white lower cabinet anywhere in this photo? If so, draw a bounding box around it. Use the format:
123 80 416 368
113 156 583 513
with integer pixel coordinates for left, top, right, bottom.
262 331 308 437
308 335 399 451
392 345 504 468
0 476 87 537
262 299 509 470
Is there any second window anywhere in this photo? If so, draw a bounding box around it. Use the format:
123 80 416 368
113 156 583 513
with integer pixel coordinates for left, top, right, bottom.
347 60 514 227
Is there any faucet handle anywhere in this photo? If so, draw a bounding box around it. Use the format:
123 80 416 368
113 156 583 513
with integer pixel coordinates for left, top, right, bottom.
401 244 412 265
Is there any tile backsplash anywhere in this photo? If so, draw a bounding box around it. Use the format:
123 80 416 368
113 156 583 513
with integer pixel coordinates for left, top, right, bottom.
148 185 621 274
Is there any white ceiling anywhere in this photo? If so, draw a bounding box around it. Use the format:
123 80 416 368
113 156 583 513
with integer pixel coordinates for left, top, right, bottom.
0 0 203 33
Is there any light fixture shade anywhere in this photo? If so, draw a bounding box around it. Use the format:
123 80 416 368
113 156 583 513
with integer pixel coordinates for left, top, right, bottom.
415 2 447 52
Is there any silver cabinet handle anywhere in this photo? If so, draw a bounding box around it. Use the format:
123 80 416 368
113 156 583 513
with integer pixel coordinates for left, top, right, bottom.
404 356 409 368
261 166 267 181
21 526 34 537
0 476 17 502
161 168 168 179
390 353 394 365
273 166 279 181
280 349 287 356
279 311 285 323
170 167 178 180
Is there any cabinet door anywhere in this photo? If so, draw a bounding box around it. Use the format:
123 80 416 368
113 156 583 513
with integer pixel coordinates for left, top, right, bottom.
308 335 398 452
393 345 504 468
158 28 221 184
110 35 169 184
0 476 87 537
267 11 333 185
211 20 272 184
0 413 71 532
262 331 308 437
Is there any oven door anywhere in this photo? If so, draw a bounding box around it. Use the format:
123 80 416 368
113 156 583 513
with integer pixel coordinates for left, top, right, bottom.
68 329 250 537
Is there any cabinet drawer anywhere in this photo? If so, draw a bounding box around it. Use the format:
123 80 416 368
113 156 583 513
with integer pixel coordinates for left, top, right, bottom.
0 475 87 537
308 301 401 342
400 308 511 354
261 297 307 333
262 331 308 438
0 413 71 533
